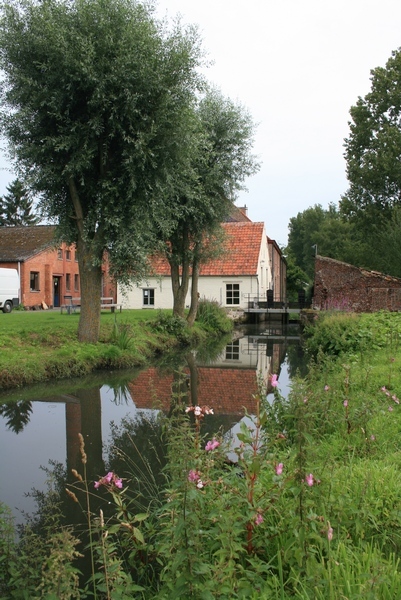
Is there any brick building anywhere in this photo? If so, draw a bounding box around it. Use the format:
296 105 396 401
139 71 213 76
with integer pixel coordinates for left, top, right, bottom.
0 225 115 309
314 255 401 312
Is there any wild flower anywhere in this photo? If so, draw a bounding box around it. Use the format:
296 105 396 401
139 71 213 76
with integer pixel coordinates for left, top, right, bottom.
205 438 220 451
275 463 284 475
94 471 123 490
388 406 394 412
185 405 214 416
327 523 333 542
255 513 264 525
270 373 278 387
305 473 314 487
324 385 330 391
370 434 376 441
196 480 204 489
188 469 201 482
343 400 348 407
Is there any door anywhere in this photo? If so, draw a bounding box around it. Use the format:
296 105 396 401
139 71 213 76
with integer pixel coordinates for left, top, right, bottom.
53 276 61 307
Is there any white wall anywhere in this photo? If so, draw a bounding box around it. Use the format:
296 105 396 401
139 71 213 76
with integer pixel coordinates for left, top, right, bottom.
119 275 264 310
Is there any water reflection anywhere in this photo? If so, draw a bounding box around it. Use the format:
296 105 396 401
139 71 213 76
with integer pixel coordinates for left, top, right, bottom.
0 323 304 522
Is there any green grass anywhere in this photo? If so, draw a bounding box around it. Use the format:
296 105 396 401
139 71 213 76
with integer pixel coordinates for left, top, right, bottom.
0 308 209 390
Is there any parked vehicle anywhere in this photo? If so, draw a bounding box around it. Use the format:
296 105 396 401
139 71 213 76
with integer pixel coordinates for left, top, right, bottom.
0 268 19 313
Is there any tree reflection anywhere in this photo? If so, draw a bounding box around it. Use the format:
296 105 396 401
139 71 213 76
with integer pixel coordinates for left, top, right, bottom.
0 400 32 433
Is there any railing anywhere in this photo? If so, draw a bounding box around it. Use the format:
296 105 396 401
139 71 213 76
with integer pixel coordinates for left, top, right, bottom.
245 294 310 311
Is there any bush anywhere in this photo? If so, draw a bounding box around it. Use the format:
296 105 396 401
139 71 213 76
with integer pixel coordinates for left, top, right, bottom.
195 299 233 333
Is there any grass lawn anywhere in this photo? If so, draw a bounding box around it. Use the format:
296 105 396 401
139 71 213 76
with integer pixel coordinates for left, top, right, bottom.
0 308 190 390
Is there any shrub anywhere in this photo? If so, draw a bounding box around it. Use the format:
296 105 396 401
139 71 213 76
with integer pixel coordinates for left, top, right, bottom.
195 299 233 333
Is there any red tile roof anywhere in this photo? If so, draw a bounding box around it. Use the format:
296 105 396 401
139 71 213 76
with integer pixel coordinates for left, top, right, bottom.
150 222 265 277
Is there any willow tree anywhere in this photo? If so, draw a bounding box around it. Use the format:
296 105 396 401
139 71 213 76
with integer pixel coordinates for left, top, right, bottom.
158 89 259 325
0 0 203 342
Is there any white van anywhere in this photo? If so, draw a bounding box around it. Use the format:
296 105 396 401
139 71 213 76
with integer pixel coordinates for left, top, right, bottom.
0 268 20 313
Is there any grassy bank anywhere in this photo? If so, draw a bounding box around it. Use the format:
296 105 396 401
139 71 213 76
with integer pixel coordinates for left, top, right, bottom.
3 310 401 598
0 305 231 390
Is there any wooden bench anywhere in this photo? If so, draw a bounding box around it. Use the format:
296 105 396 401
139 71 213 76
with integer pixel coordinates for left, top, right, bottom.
61 296 122 314
100 297 123 313
60 295 81 314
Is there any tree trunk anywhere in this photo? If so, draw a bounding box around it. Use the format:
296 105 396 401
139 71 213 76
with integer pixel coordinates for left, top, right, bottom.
77 238 103 343
187 255 200 327
170 259 190 319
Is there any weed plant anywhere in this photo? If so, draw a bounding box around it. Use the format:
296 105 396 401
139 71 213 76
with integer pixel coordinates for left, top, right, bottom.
3 311 401 597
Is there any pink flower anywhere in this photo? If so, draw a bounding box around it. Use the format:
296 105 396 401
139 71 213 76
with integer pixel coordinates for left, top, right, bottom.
275 463 284 475
343 400 348 407
196 480 204 489
255 513 264 525
305 473 314 487
324 385 330 392
392 395 400 404
381 386 387 392
388 406 394 412
205 438 220 451
370 434 376 441
270 374 278 388
188 469 200 482
327 525 333 542
94 471 123 490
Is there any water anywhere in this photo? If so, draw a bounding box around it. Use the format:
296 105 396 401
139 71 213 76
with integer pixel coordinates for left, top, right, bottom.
0 322 305 524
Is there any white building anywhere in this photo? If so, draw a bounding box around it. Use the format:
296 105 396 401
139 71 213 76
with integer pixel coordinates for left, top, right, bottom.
120 221 273 310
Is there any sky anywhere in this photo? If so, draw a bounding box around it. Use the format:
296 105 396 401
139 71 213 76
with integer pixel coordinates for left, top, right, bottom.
1 0 401 246
152 0 401 246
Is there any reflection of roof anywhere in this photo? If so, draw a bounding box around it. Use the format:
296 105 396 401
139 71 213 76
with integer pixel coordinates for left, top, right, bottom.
150 221 265 277
0 225 57 261
128 367 259 415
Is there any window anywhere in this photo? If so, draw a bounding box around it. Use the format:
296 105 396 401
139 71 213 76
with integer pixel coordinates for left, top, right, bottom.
65 249 71 261
57 248 63 260
74 274 79 292
226 283 240 305
143 289 154 306
30 271 40 291
225 339 240 360
66 273 71 291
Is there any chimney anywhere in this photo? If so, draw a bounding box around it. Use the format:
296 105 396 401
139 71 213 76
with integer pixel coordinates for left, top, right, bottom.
239 205 248 216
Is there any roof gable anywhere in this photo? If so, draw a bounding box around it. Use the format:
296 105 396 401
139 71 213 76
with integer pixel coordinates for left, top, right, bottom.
0 225 57 262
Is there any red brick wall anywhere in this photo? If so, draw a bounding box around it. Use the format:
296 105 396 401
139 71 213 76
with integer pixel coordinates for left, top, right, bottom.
314 256 401 312
3 244 115 308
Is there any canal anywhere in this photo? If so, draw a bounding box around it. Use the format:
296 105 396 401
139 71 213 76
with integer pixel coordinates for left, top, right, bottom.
0 322 306 526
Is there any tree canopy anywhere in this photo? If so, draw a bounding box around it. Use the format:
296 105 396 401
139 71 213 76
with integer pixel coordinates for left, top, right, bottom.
339 47 401 274
157 89 259 323
0 179 40 226
342 48 401 222
0 0 204 341
287 203 357 281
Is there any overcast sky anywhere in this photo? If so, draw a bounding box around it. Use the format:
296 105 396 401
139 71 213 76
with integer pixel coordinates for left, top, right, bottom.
1 1 401 246
154 0 401 245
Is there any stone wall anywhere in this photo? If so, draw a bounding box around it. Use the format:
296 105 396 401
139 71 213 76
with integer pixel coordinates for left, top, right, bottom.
313 256 401 312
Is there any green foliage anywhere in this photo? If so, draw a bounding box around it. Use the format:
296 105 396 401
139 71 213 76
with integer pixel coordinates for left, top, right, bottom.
340 47 401 274
0 179 40 226
150 310 191 344
195 299 233 333
287 203 359 280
